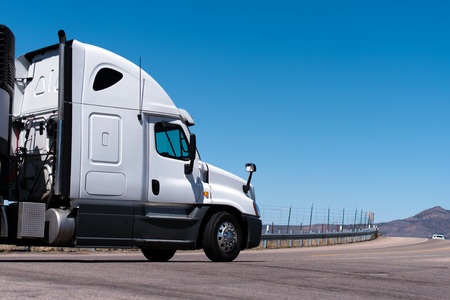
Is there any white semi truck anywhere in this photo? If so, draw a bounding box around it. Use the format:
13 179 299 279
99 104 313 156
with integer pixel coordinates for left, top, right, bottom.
0 25 261 262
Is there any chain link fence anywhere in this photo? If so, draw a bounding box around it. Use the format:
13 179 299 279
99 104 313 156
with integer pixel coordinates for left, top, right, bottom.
259 205 375 234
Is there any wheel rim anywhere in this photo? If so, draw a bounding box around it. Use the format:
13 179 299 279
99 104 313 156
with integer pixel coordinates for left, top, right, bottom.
217 221 237 253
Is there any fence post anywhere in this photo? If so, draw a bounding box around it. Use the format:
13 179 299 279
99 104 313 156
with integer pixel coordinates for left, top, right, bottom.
308 204 313 246
287 205 292 233
360 209 363 230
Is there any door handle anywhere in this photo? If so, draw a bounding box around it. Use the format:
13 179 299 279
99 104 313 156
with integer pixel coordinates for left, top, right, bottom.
152 179 160 195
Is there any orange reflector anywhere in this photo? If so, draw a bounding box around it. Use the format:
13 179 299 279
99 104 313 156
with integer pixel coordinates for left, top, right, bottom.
203 191 209 198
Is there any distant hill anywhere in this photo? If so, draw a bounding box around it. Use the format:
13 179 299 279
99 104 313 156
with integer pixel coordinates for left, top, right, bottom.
377 206 450 238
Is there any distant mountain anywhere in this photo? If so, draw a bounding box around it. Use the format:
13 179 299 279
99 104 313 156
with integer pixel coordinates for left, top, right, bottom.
377 206 450 238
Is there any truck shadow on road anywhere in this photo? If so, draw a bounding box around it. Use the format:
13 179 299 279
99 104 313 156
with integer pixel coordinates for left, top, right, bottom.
0 258 265 263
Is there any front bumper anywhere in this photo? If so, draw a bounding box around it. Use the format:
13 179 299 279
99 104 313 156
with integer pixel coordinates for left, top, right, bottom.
244 215 262 249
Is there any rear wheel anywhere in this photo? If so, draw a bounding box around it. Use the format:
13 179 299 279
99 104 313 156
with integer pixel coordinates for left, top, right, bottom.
141 249 176 262
203 212 242 262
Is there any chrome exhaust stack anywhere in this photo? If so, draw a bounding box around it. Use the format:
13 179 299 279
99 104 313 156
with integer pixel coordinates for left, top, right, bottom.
54 30 66 196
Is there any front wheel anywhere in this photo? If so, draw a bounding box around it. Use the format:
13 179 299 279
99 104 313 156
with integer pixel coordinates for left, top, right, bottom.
141 249 176 262
203 212 242 262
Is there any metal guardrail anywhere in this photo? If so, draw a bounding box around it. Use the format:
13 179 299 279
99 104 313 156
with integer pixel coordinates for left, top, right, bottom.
261 228 378 240
259 228 378 248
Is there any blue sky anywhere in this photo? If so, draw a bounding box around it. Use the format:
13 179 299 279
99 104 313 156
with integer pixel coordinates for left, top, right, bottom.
2 1 449 223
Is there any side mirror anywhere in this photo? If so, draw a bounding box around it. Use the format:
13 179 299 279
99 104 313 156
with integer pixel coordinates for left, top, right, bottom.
184 134 196 174
243 163 256 193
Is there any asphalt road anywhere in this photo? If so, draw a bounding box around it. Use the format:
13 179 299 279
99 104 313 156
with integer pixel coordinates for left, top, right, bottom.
0 237 449 299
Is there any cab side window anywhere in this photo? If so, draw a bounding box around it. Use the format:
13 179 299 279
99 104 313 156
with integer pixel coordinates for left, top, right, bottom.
154 122 189 160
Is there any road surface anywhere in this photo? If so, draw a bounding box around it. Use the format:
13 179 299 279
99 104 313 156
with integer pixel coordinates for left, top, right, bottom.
0 237 448 299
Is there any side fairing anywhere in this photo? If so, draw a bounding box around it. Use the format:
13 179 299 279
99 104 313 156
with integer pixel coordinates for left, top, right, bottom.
69 41 192 203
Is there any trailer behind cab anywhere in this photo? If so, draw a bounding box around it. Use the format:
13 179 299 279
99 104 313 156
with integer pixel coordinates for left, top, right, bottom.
0 25 261 262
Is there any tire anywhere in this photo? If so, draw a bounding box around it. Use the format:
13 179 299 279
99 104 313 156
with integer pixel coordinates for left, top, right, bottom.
203 212 242 262
141 249 176 262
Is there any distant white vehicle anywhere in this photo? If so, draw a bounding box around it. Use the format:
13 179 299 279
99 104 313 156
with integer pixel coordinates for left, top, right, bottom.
431 234 445 240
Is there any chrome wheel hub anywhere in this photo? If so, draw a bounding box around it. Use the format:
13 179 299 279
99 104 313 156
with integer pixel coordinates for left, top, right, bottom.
217 221 237 252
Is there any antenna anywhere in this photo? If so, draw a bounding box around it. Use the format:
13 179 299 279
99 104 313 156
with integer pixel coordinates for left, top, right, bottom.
137 57 144 121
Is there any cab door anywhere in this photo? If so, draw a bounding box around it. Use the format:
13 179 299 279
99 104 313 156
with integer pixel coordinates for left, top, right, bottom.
147 116 203 204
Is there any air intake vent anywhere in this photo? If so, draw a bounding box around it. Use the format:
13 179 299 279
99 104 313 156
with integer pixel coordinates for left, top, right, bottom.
0 25 15 95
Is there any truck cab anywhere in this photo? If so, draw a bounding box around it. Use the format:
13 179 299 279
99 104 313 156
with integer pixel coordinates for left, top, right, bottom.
0 25 261 262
